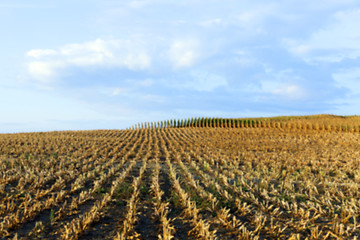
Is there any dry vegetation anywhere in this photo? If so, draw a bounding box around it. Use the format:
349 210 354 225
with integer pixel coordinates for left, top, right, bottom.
0 115 360 239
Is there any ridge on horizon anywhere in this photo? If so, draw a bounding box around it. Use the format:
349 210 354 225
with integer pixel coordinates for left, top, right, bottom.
2 114 359 134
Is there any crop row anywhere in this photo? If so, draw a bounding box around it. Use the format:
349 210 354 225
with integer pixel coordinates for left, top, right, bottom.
0 125 359 239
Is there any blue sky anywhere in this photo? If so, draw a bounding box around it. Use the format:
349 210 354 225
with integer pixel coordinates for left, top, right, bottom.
1 0 360 132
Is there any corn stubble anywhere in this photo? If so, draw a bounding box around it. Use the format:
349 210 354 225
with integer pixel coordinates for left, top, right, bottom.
1 116 360 239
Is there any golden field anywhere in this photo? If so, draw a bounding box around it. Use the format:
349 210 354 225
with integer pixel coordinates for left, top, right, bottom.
1 115 360 239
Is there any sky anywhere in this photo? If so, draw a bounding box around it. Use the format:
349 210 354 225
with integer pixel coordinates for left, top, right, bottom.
1 0 360 133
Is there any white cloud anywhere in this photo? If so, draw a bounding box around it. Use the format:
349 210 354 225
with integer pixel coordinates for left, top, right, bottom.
27 61 65 83
27 49 57 58
59 39 114 66
26 38 152 83
169 39 199 69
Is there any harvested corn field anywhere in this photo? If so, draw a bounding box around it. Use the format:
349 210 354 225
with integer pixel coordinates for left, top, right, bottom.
1 117 360 239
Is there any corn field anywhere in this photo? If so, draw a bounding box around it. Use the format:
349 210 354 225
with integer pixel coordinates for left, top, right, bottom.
1 116 360 239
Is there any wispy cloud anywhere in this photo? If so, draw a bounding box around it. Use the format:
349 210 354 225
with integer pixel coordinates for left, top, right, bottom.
4 0 359 132
259 69 309 101
284 8 360 63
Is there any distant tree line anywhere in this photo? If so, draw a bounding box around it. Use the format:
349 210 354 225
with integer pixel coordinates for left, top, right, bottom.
128 117 265 130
